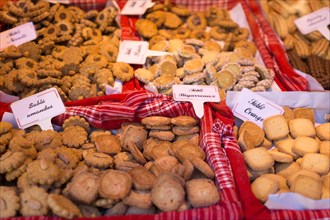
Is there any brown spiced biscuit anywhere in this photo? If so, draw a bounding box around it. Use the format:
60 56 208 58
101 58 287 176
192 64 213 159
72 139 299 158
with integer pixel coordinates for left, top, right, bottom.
263 115 289 140
150 143 170 160
174 143 206 162
182 159 194 181
84 152 114 169
164 12 182 29
289 118 316 138
171 116 199 127
26 159 60 186
290 175 322 200
141 116 171 126
320 141 330 157
66 172 99 205
135 19 158 39
128 166 156 191
172 126 200 136
104 201 127 216
149 156 179 176
316 123 330 141
120 125 148 151
94 134 121 155
301 153 330 175
127 142 147 165
292 136 319 156
0 186 20 218
146 125 172 130
186 179 220 208
0 122 12 135
251 175 280 203
151 172 185 212
99 169 132 200
243 148 274 171
0 151 26 174
149 130 175 141
293 108 315 124
122 190 153 210
19 186 49 216
275 162 300 178
78 204 101 217
48 194 82 219
189 157 214 179
174 133 200 145
62 126 88 148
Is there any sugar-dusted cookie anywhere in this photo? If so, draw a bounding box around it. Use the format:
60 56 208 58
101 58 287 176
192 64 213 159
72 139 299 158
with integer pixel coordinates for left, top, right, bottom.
301 153 330 175
263 115 289 140
48 194 82 219
0 186 20 218
186 179 220 208
291 175 322 200
243 148 274 171
316 122 330 141
289 118 316 138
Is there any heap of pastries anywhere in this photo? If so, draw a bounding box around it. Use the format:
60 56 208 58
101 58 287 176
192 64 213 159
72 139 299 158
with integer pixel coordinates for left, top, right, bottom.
260 0 330 89
236 107 330 202
0 0 135 101
0 115 220 218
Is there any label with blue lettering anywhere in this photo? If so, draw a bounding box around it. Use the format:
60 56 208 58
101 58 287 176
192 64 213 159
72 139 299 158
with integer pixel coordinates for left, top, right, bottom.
0 22 37 51
232 88 284 128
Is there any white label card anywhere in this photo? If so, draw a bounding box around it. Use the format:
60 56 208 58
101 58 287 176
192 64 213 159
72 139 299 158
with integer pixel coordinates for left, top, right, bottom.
46 0 70 4
0 22 37 51
295 7 330 41
173 85 220 118
117 40 170 64
232 88 284 128
10 88 65 130
121 0 155 15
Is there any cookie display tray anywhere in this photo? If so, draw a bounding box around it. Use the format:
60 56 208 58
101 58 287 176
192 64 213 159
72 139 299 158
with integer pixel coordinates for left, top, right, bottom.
215 91 330 219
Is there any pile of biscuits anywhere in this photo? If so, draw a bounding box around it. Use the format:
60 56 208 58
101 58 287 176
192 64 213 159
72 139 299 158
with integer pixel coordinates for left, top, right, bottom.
0 0 136 101
134 38 274 96
136 2 251 52
260 0 330 89
236 108 330 203
0 115 220 218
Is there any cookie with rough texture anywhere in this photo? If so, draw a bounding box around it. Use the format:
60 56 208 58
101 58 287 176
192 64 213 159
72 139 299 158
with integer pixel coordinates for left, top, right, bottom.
48 194 82 219
20 186 49 216
172 125 200 136
186 179 220 208
316 123 330 141
141 116 171 126
0 186 20 218
135 19 158 39
149 130 175 141
0 151 26 174
174 143 206 162
122 190 153 209
243 148 274 171
128 166 156 190
62 116 90 132
289 118 316 138
0 122 12 135
263 115 289 140
26 159 60 186
62 126 87 148
251 175 280 203
84 152 113 169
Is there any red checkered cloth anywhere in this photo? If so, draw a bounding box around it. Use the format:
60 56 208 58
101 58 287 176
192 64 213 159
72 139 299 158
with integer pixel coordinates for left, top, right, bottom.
212 118 330 220
69 0 107 11
52 90 243 220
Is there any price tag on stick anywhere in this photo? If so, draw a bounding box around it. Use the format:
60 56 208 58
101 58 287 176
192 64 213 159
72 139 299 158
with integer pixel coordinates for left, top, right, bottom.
10 88 66 131
117 40 170 64
173 85 220 118
232 88 284 128
295 7 330 41
0 22 37 51
121 0 155 15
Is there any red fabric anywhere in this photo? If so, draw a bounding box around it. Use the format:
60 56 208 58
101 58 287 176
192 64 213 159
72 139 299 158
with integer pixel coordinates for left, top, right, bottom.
212 116 330 220
242 0 309 91
69 0 107 11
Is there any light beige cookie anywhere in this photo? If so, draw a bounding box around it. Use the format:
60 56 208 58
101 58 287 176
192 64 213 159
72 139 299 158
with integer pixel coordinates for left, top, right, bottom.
0 186 20 218
275 162 300 178
290 175 322 200
247 165 274 181
276 138 300 160
289 118 316 138
243 148 274 171
186 179 220 208
316 123 330 141
251 175 280 203
292 136 319 156
293 108 315 124
238 121 265 147
320 141 330 157
263 115 289 140
287 169 321 188
268 151 293 163
282 106 294 123
48 194 82 219
301 153 330 175
262 174 289 192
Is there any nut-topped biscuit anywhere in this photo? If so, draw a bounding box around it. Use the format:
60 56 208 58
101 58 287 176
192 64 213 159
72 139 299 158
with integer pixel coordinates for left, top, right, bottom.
263 115 289 140
0 186 20 218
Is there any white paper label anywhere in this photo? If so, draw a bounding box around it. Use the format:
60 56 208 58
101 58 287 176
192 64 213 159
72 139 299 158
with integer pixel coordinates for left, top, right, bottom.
173 85 220 118
0 22 37 51
121 0 155 15
232 88 284 127
46 0 70 4
117 40 169 64
295 7 330 40
10 88 65 130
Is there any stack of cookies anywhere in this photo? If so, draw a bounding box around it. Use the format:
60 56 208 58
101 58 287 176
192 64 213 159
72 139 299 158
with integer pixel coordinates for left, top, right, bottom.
237 107 330 203
0 115 220 218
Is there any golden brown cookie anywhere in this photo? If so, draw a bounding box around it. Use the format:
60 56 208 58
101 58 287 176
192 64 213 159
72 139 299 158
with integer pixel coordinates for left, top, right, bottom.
186 179 220 208
48 194 82 219
0 186 20 218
